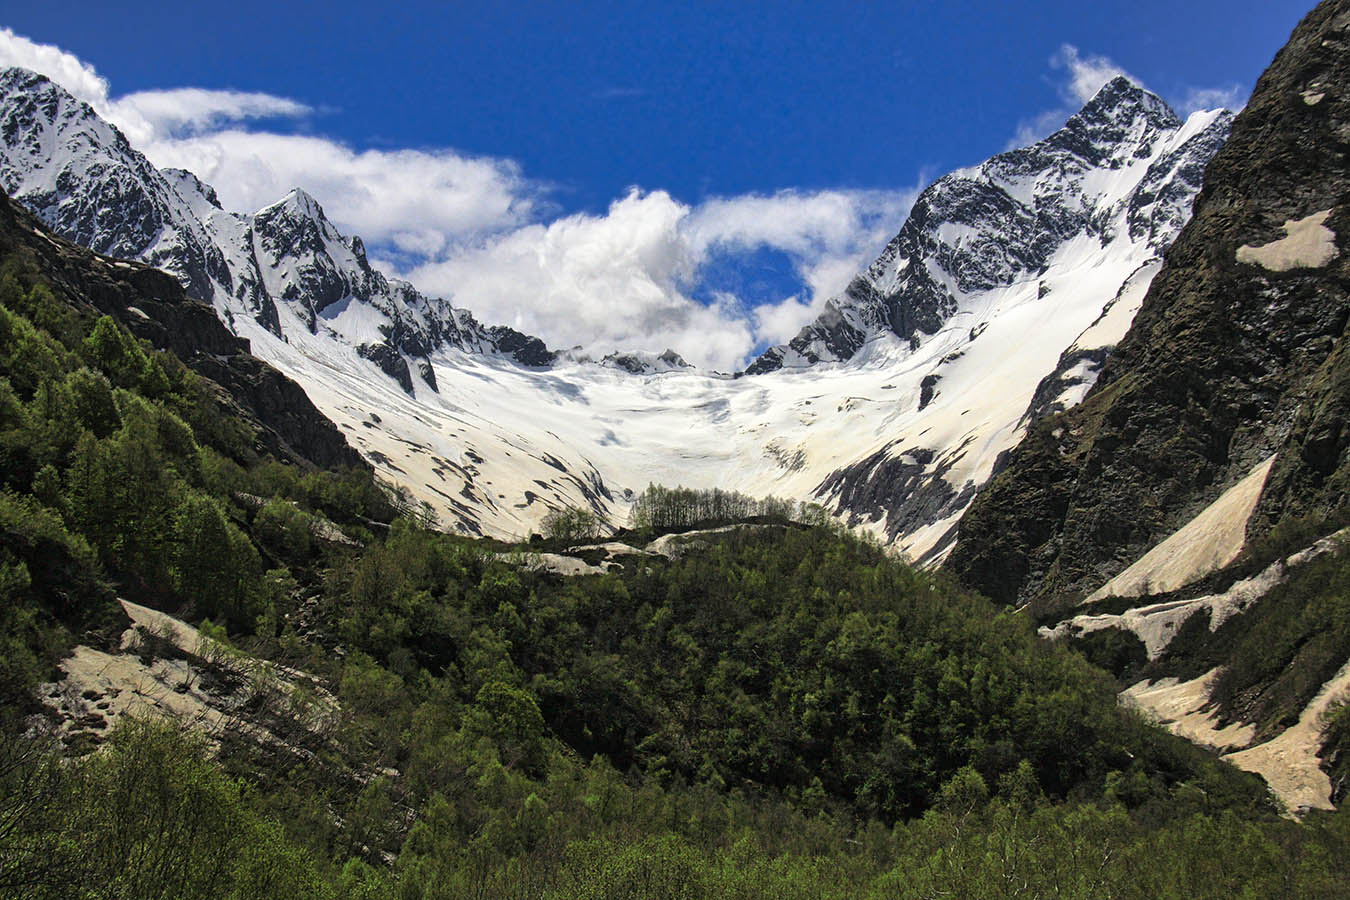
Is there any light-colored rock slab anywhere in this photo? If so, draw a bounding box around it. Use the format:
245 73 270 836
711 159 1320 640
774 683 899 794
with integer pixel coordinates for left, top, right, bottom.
1122 669 1256 752
1124 653 1350 816
1046 529 1349 659
1226 657 1350 815
39 599 338 754
645 524 776 558
494 551 611 576
565 541 650 558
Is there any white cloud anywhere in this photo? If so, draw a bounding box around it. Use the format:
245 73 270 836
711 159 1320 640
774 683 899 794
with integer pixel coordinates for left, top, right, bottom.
404 187 915 371
0 27 109 108
0 27 544 254
752 296 816 347
1 27 916 370
1053 45 1135 105
1175 84 1246 116
108 89 312 142
141 130 539 248
403 189 742 369
0 27 312 147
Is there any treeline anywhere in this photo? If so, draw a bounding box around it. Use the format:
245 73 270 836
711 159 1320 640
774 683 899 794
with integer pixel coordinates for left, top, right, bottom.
628 483 829 531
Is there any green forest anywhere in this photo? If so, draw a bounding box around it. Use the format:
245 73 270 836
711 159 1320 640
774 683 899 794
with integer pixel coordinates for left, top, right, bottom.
4 252 1350 898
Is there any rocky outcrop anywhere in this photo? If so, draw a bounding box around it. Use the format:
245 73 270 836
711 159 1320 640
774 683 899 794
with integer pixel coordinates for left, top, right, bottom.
948 0 1350 613
600 348 691 375
39 599 339 760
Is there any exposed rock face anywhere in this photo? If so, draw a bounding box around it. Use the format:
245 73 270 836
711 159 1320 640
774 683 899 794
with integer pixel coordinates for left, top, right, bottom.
0 191 365 470
948 0 1350 612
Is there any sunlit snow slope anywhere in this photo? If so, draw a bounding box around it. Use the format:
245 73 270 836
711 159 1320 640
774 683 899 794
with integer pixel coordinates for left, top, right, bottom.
0 67 1231 558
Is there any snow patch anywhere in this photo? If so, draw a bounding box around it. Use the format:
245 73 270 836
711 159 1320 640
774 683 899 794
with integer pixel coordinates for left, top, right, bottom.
1087 455 1276 603
1122 669 1256 752
1236 209 1339 272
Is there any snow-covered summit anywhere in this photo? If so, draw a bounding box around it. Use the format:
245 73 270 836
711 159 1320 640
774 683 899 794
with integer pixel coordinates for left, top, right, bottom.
0 64 1236 555
0 67 234 305
746 77 1232 374
0 66 556 389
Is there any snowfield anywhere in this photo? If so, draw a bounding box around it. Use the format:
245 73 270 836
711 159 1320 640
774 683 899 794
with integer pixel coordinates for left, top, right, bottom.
237 221 1186 557
0 65 1235 556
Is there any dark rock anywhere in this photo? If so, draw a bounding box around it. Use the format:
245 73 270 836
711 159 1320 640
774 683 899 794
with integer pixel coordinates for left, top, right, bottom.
358 343 415 395
918 374 940 411
948 0 1350 613
416 359 439 392
488 326 556 367
815 443 977 550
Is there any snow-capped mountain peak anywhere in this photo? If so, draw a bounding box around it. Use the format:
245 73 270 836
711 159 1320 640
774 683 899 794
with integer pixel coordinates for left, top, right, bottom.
747 79 1231 376
0 66 563 390
0 64 1235 555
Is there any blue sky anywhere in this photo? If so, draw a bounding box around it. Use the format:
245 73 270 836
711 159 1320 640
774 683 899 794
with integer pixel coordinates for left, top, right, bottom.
0 1 1315 367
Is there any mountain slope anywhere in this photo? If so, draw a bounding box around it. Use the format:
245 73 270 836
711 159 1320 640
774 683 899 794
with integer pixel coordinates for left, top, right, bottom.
0 66 553 390
0 66 1231 547
0 189 362 470
948 0 1350 612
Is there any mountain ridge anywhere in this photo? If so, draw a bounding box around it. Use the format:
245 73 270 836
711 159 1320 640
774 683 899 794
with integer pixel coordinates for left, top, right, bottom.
0 66 557 391
0 64 1234 546
746 77 1231 376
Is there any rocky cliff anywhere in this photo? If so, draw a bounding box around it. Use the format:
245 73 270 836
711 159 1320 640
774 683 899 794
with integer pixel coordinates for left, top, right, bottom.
948 0 1350 613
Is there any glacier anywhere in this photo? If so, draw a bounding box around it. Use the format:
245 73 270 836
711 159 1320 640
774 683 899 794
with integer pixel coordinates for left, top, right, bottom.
0 66 1233 560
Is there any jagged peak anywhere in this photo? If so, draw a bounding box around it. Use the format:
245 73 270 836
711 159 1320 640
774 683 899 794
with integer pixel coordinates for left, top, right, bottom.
161 167 223 210
0 65 56 93
1068 75 1182 132
0 66 107 122
276 186 325 218
348 233 367 262
253 187 343 241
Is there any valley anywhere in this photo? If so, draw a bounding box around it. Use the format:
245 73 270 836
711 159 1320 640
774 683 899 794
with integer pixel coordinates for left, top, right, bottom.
2 1 1350 897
